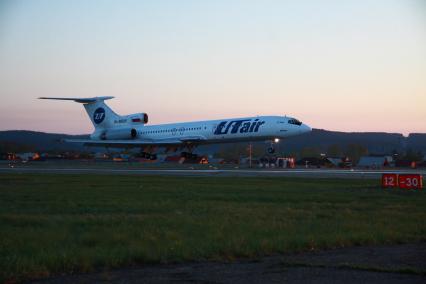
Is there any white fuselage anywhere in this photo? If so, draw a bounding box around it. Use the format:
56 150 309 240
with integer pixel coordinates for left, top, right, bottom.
39 97 312 151
115 115 311 144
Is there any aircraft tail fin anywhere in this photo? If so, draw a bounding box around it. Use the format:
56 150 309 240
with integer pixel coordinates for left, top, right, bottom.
39 96 120 129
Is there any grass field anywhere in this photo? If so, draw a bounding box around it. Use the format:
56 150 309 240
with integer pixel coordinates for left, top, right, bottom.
0 174 425 282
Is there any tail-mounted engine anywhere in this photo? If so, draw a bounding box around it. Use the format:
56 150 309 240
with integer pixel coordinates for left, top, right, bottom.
128 113 148 124
93 128 137 140
90 112 148 140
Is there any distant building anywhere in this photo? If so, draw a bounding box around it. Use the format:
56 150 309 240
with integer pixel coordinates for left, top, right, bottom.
326 157 352 168
164 155 208 164
94 152 109 160
276 157 296 168
16 152 40 161
0 153 16 160
164 155 184 163
208 158 225 164
297 157 325 168
357 156 393 168
395 159 412 167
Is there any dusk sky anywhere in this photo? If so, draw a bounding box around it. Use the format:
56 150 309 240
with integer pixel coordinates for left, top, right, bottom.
0 0 425 135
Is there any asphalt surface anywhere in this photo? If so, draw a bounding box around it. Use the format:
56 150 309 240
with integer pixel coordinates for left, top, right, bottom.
29 243 426 284
0 165 425 178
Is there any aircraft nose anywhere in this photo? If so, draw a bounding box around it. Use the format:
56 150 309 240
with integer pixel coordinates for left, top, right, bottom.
302 123 312 133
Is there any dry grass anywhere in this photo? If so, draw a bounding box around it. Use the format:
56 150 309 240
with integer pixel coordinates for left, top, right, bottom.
0 174 425 282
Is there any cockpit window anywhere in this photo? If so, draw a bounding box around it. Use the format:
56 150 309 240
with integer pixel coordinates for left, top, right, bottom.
288 118 302 126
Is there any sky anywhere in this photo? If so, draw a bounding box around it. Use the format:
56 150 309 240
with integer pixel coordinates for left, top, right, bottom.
0 0 425 135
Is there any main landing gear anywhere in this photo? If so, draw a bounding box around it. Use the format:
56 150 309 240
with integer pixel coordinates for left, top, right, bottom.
179 144 198 159
139 145 198 161
180 152 198 159
140 151 157 160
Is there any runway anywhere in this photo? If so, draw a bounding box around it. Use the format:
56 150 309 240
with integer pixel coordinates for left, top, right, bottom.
1 165 425 178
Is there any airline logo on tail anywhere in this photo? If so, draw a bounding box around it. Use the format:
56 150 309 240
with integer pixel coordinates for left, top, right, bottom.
93 108 105 124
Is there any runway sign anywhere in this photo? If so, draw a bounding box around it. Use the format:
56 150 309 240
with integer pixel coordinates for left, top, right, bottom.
398 174 423 190
382 174 398 188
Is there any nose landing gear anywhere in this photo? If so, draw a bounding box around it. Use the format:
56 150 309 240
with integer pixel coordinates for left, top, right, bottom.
267 138 280 154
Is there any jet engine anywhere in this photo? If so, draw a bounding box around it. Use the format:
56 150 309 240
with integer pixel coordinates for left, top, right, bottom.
99 128 137 140
128 113 148 124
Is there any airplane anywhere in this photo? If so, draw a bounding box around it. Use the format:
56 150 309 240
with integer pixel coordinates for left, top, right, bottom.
39 96 312 160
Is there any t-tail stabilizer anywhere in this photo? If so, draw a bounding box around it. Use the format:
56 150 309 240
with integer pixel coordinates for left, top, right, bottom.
39 96 119 129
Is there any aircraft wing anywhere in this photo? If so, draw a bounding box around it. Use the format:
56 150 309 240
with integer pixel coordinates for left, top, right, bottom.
64 136 207 148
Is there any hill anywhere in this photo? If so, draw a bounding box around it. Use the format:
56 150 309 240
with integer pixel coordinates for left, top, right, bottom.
0 129 425 155
0 131 89 152
282 129 407 154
